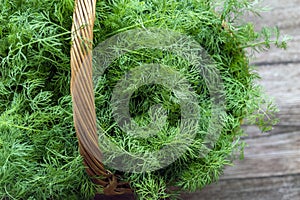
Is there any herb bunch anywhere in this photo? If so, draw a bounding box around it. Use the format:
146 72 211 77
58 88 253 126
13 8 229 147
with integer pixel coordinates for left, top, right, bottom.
0 0 287 199
0 0 98 199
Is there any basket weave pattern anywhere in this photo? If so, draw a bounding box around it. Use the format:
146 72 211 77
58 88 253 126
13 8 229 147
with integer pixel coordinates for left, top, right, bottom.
70 0 132 195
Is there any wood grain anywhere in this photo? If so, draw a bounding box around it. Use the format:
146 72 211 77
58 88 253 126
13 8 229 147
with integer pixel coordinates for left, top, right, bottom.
180 174 300 200
247 0 300 64
257 63 300 106
222 131 300 179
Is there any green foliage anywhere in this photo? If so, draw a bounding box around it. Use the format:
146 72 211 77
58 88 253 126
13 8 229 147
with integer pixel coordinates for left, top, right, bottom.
92 0 287 199
0 0 287 199
0 0 98 199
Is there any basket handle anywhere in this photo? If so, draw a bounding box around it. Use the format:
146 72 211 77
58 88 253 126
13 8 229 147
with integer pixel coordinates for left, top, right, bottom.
70 0 132 195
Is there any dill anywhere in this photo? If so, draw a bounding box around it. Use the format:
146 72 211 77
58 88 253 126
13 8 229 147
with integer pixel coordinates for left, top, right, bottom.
0 0 288 199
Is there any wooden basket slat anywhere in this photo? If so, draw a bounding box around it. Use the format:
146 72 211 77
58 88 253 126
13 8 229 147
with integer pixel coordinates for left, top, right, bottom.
70 0 132 195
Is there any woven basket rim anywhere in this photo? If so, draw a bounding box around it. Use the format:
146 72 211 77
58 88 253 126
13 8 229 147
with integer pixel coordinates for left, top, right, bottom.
70 0 132 195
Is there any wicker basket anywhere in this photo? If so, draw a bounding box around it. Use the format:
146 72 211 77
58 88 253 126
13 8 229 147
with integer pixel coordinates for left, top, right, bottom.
70 0 132 195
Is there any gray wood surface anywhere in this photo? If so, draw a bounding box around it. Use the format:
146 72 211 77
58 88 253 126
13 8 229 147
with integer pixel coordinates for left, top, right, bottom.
181 0 300 199
248 0 300 64
181 174 300 200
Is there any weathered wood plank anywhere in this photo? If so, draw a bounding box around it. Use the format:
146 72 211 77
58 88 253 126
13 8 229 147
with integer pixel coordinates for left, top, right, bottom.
256 63 300 105
246 0 300 64
241 62 300 137
254 63 300 128
180 174 300 200
242 105 300 133
242 125 300 138
222 131 300 179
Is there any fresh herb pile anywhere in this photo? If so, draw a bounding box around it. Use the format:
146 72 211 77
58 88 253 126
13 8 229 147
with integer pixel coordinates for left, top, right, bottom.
0 0 287 199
